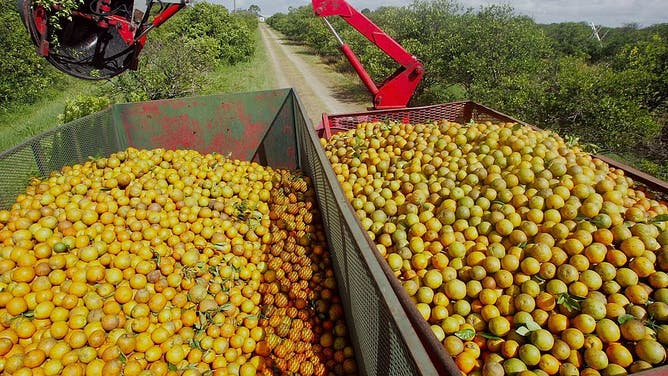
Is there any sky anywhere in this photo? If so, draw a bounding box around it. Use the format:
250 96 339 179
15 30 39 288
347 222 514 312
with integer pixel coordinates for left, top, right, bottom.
218 0 667 27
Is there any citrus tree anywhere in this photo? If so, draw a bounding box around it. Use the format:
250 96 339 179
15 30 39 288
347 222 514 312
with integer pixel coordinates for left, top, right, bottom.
0 0 61 111
109 3 257 102
163 2 255 65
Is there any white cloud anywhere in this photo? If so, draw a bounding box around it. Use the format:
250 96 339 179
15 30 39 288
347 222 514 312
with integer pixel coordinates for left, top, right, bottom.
478 0 667 27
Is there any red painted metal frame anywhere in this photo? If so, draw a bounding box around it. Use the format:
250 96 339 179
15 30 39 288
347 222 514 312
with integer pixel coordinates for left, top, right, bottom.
312 0 424 109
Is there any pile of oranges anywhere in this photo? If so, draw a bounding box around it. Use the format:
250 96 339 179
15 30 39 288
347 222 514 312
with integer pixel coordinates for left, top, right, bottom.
322 120 668 376
0 148 357 376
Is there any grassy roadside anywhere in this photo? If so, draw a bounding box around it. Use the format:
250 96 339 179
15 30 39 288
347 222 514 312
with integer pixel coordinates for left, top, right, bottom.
0 76 98 152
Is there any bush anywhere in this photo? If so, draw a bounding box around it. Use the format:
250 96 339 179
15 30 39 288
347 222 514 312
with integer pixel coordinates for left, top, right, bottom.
110 36 218 101
635 158 668 182
0 0 61 111
58 95 111 123
109 3 257 101
161 3 255 65
537 56 662 153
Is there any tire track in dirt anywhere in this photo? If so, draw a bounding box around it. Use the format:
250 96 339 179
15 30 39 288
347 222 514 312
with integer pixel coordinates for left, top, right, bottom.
259 24 366 126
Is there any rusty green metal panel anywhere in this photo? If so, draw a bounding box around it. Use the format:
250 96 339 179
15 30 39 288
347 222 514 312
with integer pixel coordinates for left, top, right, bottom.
112 89 298 168
251 92 299 170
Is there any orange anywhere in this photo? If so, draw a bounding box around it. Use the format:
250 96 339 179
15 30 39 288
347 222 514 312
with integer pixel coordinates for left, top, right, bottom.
606 343 633 367
539 353 561 375
620 237 645 257
626 285 650 305
455 351 477 373
547 313 569 333
23 348 46 368
6 296 28 316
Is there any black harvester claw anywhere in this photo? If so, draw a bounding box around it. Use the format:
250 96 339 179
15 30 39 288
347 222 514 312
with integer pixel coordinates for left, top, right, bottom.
17 0 141 80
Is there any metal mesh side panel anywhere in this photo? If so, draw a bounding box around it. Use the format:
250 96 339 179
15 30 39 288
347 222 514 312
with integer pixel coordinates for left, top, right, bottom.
472 110 507 124
323 101 532 139
468 106 517 125
0 109 120 209
327 102 469 133
294 95 443 375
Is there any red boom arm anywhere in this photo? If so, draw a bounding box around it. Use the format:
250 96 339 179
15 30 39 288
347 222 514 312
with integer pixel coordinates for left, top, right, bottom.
312 0 424 109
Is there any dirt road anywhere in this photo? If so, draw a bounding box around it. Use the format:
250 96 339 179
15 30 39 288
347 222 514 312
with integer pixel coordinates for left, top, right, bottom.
259 24 367 125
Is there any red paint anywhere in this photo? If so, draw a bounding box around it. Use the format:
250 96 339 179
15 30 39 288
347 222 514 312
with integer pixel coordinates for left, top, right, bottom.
120 97 280 159
311 0 424 109
286 146 296 160
152 4 184 27
340 44 378 96
235 104 270 148
149 114 199 150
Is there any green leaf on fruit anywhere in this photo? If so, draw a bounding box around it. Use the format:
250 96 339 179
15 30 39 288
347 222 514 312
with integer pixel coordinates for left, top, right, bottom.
650 214 668 223
511 124 522 131
481 333 501 340
220 303 234 311
617 314 635 325
515 320 541 336
644 316 660 331
557 293 581 312
455 328 475 340
590 217 607 227
168 363 178 372
564 134 580 147
581 143 601 154
189 338 202 350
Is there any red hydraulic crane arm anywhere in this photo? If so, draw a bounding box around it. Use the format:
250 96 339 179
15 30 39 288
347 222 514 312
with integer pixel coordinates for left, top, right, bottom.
312 0 424 109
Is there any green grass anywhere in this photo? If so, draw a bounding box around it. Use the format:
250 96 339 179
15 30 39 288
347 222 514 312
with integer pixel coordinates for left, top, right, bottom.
202 29 275 95
0 77 98 152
